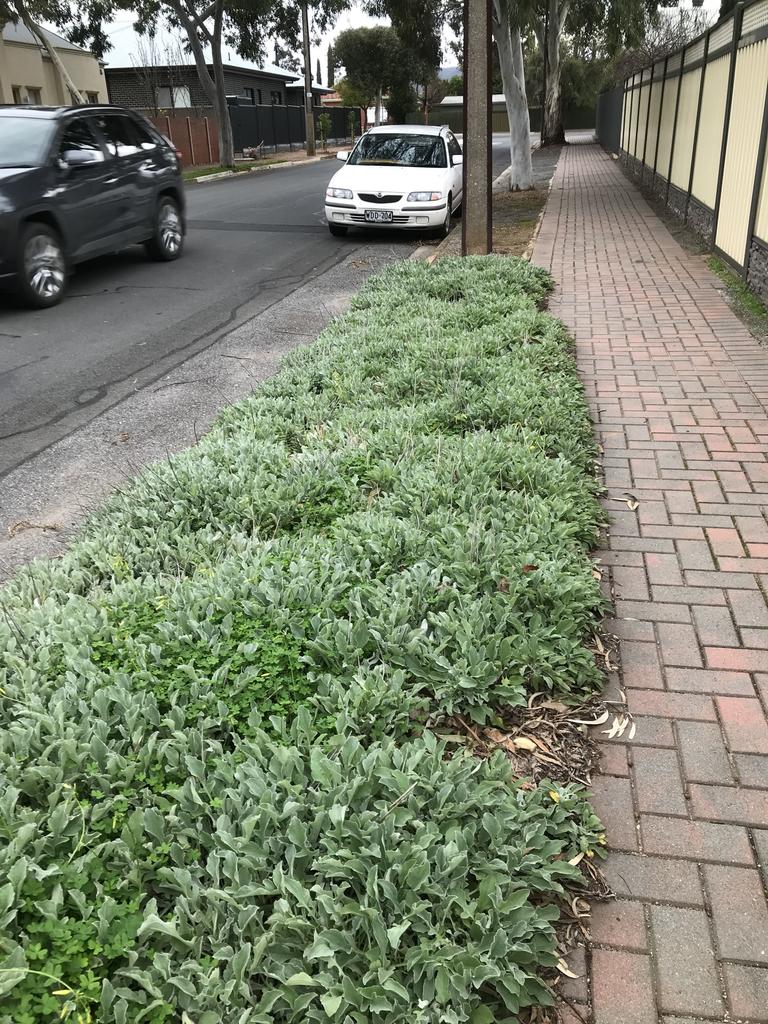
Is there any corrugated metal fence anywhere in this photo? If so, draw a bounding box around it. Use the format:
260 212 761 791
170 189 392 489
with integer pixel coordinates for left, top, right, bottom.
596 87 623 154
229 103 364 155
620 0 768 297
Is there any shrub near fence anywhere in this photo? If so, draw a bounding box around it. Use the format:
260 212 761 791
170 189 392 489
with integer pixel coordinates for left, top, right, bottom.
620 0 768 298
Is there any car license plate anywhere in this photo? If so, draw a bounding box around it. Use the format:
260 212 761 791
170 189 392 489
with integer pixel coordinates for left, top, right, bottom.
364 209 394 223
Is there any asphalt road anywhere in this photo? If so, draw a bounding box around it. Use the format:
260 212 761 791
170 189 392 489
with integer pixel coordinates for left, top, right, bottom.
0 136 513 478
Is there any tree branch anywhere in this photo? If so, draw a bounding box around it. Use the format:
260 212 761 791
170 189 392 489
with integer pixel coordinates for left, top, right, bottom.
12 0 84 103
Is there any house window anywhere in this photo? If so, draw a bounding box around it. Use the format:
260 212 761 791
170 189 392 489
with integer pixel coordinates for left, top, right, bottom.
257 88 262 104
242 87 255 104
87 92 99 104
12 86 22 104
26 87 42 104
156 85 191 109
270 90 281 105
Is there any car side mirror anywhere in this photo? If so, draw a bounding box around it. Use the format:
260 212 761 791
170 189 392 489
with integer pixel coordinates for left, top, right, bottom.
451 154 463 166
336 150 350 162
61 149 101 167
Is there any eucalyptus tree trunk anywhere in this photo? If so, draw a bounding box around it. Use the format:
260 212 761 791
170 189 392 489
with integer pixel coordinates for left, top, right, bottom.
375 86 382 126
537 0 569 146
492 0 532 190
174 0 235 167
13 2 83 103
210 0 235 166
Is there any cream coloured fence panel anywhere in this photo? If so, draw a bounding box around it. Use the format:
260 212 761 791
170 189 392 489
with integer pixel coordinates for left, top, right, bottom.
715 38 768 260
669 68 702 189
645 77 663 168
754 145 768 242
632 83 650 158
656 73 681 179
621 88 628 151
690 54 730 208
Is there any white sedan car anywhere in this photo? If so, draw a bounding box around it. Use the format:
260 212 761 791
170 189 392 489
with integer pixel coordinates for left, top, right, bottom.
324 124 463 238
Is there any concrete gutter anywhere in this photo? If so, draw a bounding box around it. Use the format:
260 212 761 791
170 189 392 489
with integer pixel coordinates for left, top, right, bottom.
187 152 339 184
0 242 412 582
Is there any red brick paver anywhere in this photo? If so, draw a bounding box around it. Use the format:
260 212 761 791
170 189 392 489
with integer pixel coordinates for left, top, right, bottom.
534 142 768 1023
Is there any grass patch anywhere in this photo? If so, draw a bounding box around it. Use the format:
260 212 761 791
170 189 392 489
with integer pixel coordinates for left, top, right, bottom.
0 257 605 1023
493 189 549 256
708 255 768 342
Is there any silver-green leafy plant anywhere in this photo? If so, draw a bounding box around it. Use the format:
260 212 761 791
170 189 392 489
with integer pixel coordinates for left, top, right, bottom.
0 256 605 1023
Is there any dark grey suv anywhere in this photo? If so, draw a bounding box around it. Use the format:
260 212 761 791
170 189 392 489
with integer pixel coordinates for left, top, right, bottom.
0 104 185 308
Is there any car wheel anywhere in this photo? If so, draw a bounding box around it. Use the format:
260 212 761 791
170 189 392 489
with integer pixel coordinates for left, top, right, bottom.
437 196 452 239
329 223 348 237
17 222 67 309
146 196 184 261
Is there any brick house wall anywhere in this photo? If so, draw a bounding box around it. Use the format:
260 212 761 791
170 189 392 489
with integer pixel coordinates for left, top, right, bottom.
106 65 292 112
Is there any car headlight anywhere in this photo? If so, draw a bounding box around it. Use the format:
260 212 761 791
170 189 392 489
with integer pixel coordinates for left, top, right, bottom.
407 191 443 202
327 187 353 199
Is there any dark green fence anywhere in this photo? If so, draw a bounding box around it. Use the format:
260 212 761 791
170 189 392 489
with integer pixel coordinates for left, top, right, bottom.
407 104 594 133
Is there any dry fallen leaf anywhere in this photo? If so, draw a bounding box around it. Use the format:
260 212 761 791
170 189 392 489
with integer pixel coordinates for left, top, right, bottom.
513 736 537 751
539 699 569 713
568 710 610 727
568 852 585 866
603 716 622 739
556 959 580 979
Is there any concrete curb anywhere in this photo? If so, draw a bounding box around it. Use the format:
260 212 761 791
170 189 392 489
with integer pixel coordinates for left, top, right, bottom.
187 153 337 184
522 159 555 263
409 218 462 262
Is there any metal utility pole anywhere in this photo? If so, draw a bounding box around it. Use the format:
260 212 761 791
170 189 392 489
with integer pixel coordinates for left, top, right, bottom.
301 2 316 157
462 0 492 255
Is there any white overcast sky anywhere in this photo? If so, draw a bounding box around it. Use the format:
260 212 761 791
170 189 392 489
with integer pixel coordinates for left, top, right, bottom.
99 0 719 72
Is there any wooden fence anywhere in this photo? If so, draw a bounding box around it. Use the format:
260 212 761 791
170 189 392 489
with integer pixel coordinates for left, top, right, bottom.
144 105 364 166
149 113 219 166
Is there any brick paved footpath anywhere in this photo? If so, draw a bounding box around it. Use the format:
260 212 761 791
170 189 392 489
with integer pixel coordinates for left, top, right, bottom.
533 141 768 1023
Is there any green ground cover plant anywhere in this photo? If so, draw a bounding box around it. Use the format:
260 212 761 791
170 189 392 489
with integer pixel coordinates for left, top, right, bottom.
0 256 605 1024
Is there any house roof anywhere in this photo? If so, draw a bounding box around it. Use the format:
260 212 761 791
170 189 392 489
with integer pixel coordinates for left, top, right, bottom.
105 60 296 82
2 19 91 53
285 78 335 93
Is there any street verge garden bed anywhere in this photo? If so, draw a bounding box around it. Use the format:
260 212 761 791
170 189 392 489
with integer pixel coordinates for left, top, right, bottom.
0 257 606 1024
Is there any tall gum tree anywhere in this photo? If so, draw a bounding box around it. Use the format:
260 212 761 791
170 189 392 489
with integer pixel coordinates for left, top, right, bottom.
493 0 533 189
535 0 700 146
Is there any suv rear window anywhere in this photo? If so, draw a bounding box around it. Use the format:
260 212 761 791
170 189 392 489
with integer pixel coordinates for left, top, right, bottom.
0 115 55 168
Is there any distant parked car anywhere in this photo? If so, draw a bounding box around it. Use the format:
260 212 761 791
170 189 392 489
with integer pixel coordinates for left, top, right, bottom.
0 104 185 308
324 124 463 238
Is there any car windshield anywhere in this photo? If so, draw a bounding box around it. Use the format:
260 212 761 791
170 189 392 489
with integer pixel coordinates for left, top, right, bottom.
347 133 447 168
0 115 55 167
